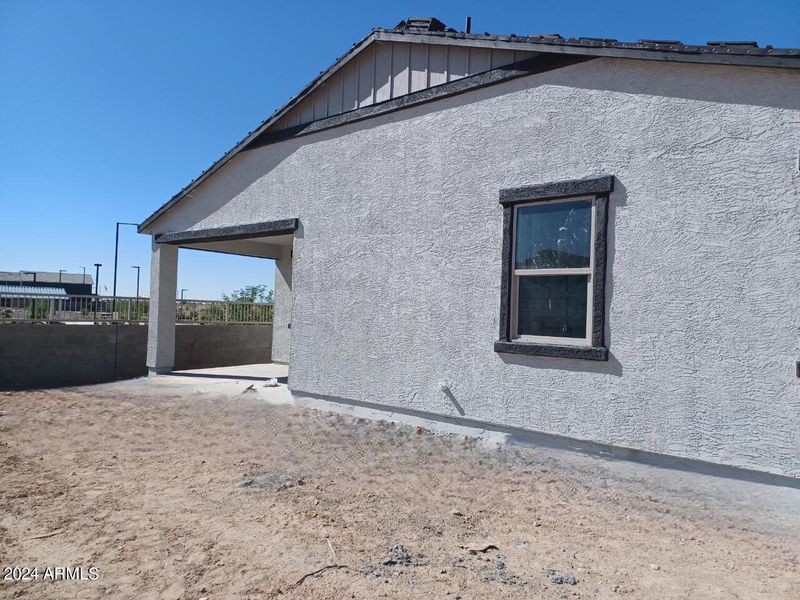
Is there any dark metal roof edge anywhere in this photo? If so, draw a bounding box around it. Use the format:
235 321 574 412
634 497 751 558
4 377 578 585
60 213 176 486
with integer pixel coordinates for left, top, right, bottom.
139 24 800 233
374 30 800 67
154 218 299 245
376 28 800 58
244 54 591 151
138 32 379 233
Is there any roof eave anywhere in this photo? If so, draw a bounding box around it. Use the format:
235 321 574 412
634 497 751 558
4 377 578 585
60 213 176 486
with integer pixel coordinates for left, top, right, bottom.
138 28 800 234
138 31 380 233
374 30 800 69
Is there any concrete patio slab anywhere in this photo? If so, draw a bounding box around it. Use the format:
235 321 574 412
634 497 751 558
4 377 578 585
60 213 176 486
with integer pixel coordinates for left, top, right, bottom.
111 362 292 404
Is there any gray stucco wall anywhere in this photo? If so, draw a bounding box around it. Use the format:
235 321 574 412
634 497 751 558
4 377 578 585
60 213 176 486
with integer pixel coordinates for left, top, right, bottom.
147 58 800 477
147 240 178 372
0 324 272 389
271 246 293 363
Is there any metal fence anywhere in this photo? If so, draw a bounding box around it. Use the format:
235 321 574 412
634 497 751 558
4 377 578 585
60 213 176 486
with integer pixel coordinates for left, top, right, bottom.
0 292 274 325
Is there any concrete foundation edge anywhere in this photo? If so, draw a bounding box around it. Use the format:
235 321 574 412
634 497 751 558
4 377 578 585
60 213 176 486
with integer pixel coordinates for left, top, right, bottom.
148 367 172 376
291 390 800 489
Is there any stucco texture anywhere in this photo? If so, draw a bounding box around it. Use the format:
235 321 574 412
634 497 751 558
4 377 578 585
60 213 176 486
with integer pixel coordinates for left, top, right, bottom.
272 246 293 363
148 58 800 477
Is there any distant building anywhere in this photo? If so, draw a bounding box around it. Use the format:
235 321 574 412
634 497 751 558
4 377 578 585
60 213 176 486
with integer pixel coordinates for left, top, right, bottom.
0 271 94 295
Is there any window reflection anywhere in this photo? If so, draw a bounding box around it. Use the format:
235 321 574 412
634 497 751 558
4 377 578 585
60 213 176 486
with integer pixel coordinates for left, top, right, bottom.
515 201 591 269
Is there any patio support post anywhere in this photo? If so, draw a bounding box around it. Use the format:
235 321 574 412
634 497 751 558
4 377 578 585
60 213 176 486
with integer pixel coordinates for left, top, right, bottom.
271 245 293 364
146 239 178 375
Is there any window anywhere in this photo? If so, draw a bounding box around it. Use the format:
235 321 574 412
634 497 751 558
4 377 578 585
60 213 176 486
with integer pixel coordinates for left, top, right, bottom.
495 176 613 361
513 198 593 343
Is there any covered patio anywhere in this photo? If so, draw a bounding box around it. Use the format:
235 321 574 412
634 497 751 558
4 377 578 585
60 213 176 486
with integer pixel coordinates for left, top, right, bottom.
146 362 292 403
144 219 297 375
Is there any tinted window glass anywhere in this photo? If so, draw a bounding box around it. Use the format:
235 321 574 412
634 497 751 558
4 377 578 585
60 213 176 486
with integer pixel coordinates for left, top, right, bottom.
517 275 588 338
515 201 591 269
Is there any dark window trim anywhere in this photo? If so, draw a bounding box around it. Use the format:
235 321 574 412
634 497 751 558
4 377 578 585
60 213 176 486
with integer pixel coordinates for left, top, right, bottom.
493 340 609 361
496 176 613 361
499 175 614 206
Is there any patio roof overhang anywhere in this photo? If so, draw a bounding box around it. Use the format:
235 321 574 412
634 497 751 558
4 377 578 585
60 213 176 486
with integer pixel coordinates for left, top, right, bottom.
153 219 298 260
154 219 298 245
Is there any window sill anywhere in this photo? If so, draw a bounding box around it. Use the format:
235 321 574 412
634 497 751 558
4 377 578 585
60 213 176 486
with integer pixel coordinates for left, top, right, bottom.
494 340 608 361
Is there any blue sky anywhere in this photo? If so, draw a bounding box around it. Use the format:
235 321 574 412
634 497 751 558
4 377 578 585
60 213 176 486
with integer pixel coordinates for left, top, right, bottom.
1 1 797 298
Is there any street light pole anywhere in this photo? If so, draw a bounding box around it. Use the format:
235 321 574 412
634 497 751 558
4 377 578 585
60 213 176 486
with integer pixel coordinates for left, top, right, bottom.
132 265 141 321
180 288 187 302
58 269 66 283
93 263 102 322
132 266 141 298
94 263 102 295
113 222 138 312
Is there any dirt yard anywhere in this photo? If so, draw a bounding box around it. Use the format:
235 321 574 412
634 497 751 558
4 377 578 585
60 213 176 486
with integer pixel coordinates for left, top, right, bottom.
1 382 799 599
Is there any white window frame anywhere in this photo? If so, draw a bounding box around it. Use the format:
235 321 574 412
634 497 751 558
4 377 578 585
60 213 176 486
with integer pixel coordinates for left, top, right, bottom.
510 195 596 347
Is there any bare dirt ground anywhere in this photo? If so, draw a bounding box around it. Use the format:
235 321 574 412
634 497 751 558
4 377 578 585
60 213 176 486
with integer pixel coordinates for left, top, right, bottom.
1 382 799 599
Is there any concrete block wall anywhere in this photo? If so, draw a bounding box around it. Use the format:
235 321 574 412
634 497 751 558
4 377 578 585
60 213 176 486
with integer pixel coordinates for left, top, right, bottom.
174 324 272 371
0 323 273 389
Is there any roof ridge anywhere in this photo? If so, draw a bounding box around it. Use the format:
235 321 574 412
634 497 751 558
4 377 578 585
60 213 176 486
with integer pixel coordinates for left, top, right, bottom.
375 27 799 57
138 19 800 233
